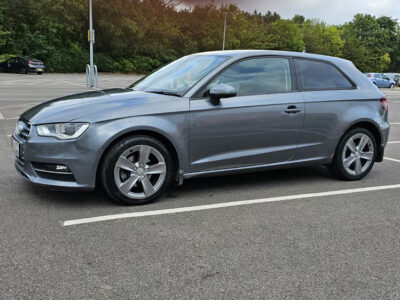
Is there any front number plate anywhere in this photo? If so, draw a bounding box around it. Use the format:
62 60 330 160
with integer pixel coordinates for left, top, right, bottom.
11 137 20 158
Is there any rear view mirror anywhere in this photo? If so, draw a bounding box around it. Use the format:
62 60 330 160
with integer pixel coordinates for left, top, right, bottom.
209 83 237 105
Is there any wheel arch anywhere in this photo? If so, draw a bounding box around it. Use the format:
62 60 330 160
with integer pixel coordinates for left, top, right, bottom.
334 120 383 163
95 129 181 187
342 120 382 148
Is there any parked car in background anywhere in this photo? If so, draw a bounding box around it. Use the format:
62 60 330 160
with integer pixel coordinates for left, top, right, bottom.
0 57 45 74
12 50 390 205
365 73 395 88
384 73 400 87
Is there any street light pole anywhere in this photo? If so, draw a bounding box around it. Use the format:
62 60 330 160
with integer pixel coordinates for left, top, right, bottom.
87 0 97 87
222 12 227 50
89 0 93 79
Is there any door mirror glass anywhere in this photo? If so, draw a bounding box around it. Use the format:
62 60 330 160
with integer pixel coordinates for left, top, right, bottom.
209 83 237 104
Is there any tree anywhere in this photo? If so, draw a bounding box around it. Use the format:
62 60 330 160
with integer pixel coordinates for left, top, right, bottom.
0 1 399 73
263 19 305 52
300 19 344 57
0 0 9 49
341 14 399 72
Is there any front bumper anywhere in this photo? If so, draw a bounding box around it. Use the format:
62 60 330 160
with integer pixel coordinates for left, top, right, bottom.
12 122 97 191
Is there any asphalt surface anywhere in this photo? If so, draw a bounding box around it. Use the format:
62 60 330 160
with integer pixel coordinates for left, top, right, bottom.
1 73 400 299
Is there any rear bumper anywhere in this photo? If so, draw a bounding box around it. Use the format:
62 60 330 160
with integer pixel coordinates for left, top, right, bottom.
376 146 385 162
28 67 45 73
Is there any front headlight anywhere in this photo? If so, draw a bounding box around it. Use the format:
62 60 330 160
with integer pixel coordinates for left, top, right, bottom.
36 123 89 140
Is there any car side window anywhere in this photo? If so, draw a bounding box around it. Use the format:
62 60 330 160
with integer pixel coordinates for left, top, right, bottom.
202 57 292 97
374 74 381 79
382 75 389 80
295 59 353 90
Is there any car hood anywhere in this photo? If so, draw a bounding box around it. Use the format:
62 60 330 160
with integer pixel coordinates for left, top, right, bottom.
21 88 186 124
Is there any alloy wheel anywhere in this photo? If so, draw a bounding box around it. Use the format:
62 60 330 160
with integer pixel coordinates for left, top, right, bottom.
341 133 374 176
113 145 167 200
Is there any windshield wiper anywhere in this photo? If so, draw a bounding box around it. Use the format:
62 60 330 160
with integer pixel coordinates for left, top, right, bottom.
145 90 182 97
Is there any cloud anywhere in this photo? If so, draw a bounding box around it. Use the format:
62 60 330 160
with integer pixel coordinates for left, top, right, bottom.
175 0 400 24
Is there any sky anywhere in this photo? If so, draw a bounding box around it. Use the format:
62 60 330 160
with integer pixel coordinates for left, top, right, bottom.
177 0 400 24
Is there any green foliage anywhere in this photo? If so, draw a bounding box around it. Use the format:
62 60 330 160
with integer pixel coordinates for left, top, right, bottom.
341 14 399 72
300 20 344 57
0 1 399 73
379 53 391 72
0 53 15 61
264 20 305 52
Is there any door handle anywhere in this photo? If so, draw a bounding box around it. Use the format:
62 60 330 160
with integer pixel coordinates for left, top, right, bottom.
284 105 301 114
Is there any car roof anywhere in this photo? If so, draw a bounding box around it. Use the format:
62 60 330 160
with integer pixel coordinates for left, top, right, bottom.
193 49 352 65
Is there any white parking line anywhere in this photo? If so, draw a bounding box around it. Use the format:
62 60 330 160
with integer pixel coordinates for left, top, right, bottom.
384 157 400 163
63 183 400 227
388 141 400 144
0 112 4 120
391 123 400 125
0 102 41 109
63 80 101 90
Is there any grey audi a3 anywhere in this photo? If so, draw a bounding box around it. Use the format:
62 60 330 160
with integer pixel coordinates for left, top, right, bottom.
12 50 390 205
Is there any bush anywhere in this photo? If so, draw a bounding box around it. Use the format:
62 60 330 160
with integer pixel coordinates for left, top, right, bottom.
94 53 117 72
117 56 163 73
0 53 17 62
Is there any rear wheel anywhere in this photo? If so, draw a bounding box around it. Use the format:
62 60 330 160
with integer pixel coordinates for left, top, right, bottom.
101 135 174 205
20 67 28 74
329 128 377 180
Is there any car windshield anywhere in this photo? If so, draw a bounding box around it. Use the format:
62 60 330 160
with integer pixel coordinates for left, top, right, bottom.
130 54 231 96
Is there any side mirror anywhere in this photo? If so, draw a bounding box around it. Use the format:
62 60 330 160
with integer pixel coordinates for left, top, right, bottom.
209 83 237 105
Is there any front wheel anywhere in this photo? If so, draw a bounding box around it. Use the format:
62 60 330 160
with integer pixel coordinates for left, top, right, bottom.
328 128 377 180
101 135 174 205
390 83 395 89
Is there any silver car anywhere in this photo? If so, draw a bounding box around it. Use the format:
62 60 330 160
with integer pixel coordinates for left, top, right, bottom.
12 50 390 205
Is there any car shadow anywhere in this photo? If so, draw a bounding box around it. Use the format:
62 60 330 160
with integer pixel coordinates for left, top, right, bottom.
176 165 333 195
22 165 333 208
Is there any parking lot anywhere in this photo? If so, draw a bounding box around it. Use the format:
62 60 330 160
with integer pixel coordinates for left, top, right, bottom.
1 73 400 299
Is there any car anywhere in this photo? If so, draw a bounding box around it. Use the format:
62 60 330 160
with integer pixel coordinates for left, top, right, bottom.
384 73 400 87
365 73 395 88
0 57 45 74
11 50 390 205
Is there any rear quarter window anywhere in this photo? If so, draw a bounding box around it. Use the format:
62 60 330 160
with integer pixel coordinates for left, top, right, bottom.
295 59 353 90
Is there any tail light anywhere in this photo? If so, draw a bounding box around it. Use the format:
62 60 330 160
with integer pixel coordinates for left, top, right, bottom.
29 61 34 64
368 74 372 77
380 97 388 110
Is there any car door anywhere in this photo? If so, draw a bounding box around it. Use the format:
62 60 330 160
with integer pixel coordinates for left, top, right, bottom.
374 74 383 87
189 57 305 173
293 58 357 162
381 75 391 87
14 58 24 73
5 58 15 72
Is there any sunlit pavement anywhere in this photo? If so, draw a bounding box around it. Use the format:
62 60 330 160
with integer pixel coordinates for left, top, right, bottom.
1 74 400 298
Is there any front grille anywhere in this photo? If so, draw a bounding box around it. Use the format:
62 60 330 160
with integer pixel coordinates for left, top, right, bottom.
15 120 31 140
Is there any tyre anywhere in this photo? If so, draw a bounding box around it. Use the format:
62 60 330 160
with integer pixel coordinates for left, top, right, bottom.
38 72 43 75
101 135 174 205
20 67 28 74
390 83 395 89
329 128 377 180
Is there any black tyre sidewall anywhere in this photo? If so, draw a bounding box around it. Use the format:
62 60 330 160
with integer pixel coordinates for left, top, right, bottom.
330 128 377 181
101 136 174 205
